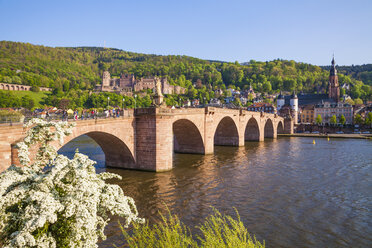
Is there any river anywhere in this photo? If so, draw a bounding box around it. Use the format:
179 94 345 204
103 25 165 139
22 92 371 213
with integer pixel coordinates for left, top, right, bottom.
59 136 372 248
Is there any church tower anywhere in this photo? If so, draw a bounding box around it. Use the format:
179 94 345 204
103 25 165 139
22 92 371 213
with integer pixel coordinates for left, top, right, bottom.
328 56 340 102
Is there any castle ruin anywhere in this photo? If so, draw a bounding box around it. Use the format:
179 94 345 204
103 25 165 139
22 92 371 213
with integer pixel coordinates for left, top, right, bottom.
96 71 186 95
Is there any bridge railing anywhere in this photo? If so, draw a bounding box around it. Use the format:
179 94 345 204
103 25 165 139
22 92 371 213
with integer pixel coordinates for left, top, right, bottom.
0 109 136 126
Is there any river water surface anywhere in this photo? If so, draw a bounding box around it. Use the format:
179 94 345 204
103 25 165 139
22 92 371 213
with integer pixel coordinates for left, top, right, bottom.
59 136 372 248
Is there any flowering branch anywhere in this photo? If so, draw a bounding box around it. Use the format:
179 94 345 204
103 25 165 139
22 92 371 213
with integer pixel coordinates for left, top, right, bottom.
0 118 144 247
16 118 75 168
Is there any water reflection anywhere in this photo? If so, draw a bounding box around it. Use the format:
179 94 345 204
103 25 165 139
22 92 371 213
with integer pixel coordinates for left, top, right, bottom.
59 137 372 248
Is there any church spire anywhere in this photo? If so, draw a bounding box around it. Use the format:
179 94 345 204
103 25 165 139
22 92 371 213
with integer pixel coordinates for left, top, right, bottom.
328 55 340 101
330 54 337 76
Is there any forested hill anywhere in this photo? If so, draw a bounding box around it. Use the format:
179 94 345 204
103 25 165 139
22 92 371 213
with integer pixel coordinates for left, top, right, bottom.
0 41 371 101
321 64 372 86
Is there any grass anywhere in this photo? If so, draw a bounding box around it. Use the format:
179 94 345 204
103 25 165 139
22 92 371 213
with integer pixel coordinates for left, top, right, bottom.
118 208 265 248
0 90 50 107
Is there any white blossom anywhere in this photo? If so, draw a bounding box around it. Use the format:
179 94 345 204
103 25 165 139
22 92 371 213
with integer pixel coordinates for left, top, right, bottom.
0 119 144 247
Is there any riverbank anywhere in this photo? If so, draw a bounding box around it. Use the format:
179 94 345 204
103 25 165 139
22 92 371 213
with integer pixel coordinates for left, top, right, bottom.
279 133 372 139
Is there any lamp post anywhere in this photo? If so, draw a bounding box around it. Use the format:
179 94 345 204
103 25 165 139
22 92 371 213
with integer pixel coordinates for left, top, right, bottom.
134 94 137 109
107 96 110 109
122 98 125 118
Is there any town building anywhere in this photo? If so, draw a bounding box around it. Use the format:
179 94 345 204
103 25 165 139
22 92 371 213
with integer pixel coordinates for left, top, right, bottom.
276 56 350 124
241 84 256 99
247 102 276 114
239 96 248 106
299 105 315 124
209 98 222 106
314 100 353 124
96 71 186 95
277 91 298 123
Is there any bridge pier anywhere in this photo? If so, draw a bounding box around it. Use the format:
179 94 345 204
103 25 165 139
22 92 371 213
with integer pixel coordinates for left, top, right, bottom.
135 109 173 172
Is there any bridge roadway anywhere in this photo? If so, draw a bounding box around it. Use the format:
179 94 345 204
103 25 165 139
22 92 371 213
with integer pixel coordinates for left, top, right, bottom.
0 107 293 172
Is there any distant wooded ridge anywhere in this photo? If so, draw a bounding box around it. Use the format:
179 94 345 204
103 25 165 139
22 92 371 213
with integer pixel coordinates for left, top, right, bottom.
0 41 371 102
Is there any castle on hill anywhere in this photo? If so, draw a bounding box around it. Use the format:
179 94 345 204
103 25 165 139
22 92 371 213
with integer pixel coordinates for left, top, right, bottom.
95 71 186 95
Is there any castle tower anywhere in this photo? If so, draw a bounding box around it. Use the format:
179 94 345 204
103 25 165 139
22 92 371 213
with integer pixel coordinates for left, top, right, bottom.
290 91 298 124
328 56 340 102
102 71 111 87
277 91 285 111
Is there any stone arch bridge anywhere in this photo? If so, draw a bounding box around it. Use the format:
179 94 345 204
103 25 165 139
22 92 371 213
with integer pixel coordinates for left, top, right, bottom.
0 107 293 172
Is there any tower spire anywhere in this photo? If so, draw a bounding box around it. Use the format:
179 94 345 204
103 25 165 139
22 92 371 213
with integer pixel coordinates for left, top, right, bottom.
328 55 340 101
330 54 337 76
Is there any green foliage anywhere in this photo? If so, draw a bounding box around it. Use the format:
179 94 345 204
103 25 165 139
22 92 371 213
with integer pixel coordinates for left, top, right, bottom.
329 64 372 86
354 114 363 125
339 114 346 125
30 85 40 92
121 211 196 248
315 114 322 124
0 90 49 108
354 98 363 105
0 110 24 123
120 209 264 248
345 98 355 105
330 115 337 125
0 41 371 106
365 112 372 126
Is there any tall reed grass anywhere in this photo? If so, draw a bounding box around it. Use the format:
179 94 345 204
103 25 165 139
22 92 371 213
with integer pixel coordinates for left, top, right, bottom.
119 209 265 248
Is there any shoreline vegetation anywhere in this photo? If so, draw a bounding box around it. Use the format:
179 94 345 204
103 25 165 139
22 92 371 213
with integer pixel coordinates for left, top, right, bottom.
119 209 264 248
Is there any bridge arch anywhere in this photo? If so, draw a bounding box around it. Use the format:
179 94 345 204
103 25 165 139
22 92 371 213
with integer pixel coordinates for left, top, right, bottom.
245 117 260 141
264 119 274 139
58 131 135 168
214 116 239 146
277 121 284 134
173 119 204 154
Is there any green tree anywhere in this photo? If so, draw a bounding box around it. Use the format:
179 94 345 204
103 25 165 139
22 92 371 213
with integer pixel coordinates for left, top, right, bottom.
315 114 322 125
63 81 70 92
346 98 355 105
262 81 272 93
330 115 337 125
340 88 345 97
21 95 35 110
354 114 363 125
233 97 242 107
30 85 40 92
339 114 346 125
365 112 372 126
354 98 363 105
12 76 22 84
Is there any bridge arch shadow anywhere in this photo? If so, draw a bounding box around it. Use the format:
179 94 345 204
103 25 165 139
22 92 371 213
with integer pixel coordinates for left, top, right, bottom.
214 116 239 146
245 117 260 141
277 121 284 134
264 119 274 139
58 131 135 169
173 119 205 154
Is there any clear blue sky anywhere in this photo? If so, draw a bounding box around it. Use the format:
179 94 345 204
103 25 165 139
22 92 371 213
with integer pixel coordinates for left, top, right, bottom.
1 0 371 65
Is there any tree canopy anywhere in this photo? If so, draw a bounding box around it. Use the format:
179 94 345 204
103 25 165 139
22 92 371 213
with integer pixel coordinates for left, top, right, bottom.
0 41 371 110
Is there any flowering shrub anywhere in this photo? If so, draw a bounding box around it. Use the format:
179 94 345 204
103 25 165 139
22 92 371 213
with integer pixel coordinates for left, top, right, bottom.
0 119 144 248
